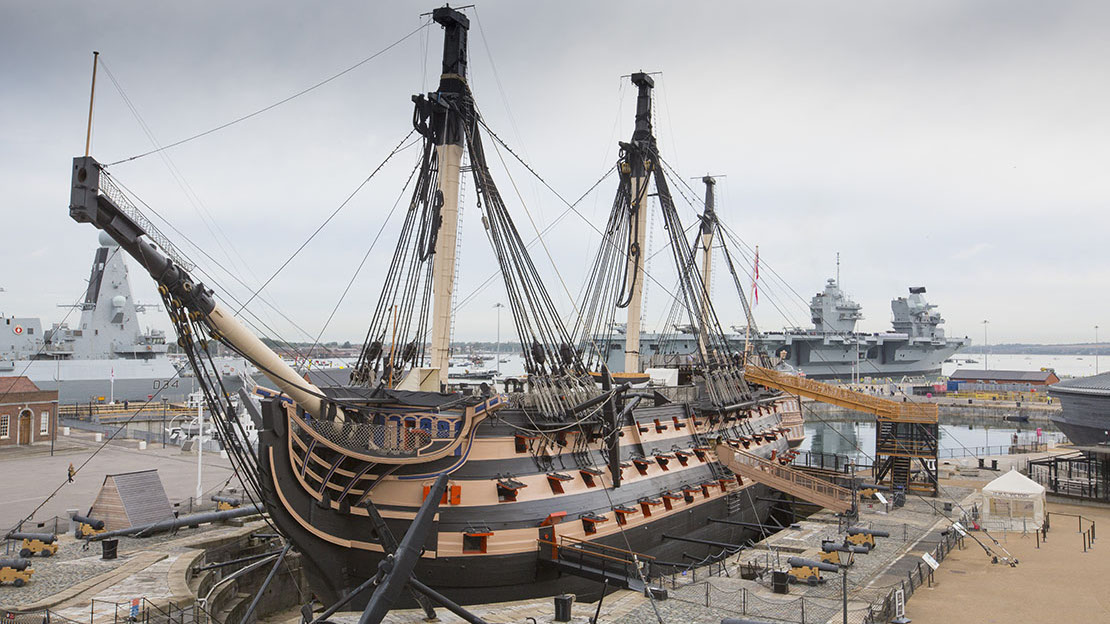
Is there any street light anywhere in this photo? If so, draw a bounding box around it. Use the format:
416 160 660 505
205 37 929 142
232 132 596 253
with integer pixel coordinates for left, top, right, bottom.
982 320 990 370
162 397 169 449
493 303 505 375
836 547 852 624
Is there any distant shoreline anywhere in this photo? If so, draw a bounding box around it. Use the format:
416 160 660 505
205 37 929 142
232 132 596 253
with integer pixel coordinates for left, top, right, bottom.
960 344 1107 356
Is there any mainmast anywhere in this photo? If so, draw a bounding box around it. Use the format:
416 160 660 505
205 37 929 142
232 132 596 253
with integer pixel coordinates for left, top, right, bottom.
697 175 716 358
426 6 470 388
622 72 655 374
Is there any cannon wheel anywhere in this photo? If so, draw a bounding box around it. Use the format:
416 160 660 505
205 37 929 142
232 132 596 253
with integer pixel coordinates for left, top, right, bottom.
13 578 24 587
787 575 796 584
807 576 819 586
19 548 31 558
42 549 54 557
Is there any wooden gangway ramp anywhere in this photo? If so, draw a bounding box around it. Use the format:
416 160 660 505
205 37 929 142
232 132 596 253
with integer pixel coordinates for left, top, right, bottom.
743 364 940 496
744 365 937 423
715 442 854 514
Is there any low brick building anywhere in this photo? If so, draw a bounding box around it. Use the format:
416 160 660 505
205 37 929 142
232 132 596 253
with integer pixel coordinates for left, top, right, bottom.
949 368 1060 386
0 377 59 446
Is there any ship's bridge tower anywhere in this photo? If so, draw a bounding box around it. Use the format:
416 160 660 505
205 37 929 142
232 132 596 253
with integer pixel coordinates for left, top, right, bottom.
809 279 863 334
891 287 946 339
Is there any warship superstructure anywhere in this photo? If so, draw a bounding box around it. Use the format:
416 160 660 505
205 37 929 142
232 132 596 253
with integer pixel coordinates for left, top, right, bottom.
606 280 968 380
0 232 196 403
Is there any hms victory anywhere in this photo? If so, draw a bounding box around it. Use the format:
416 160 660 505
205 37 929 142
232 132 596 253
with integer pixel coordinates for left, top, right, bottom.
60 7 910 615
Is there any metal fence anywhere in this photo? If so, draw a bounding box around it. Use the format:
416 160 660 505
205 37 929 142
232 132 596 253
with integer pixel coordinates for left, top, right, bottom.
4 598 205 624
650 511 970 624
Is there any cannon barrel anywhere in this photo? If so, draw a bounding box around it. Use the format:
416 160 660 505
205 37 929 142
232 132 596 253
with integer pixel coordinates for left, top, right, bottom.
786 557 840 573
859 483 891 492
821 541 869 554
0 559 32 571
72 515 105 530
211 495 242 506
8 533 55 543
847 526 891 537
88 503 263 541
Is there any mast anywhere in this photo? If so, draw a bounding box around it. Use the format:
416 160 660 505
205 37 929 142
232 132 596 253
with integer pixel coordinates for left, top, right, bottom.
427 6 470 388
623 72 655 374
697 175 716 359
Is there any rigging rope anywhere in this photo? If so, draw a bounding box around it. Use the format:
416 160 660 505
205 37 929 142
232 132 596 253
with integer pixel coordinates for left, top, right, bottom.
105 21 432 166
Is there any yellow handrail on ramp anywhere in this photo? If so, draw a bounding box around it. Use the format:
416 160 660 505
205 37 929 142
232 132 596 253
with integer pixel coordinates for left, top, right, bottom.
716 442 854 514
744 365 937 423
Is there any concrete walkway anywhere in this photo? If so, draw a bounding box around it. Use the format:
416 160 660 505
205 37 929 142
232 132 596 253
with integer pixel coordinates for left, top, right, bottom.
0 428 237 531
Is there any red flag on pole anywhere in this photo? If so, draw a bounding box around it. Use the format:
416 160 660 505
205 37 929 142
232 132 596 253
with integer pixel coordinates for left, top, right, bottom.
752 246 760 305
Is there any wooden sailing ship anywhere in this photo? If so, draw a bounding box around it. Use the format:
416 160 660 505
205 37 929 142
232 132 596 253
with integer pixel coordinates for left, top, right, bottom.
66 6 835 610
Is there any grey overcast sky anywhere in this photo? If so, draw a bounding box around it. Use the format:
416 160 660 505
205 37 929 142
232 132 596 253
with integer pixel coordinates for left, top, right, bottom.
2 1 1108 347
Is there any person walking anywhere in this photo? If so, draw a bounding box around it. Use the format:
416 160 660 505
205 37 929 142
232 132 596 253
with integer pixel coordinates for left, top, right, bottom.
67 463 76 483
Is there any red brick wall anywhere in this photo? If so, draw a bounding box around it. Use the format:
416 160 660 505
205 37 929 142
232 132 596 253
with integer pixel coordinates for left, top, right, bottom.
0 393 58 446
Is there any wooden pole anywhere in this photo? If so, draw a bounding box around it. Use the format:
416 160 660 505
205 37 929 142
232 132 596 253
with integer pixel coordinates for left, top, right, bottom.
85 51 100 157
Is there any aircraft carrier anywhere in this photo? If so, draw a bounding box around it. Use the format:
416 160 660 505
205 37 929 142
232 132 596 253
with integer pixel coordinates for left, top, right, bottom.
605 279 969 380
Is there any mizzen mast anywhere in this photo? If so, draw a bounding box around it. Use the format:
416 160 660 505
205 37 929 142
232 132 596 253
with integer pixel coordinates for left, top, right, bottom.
426 6 470 388
622 72 655 375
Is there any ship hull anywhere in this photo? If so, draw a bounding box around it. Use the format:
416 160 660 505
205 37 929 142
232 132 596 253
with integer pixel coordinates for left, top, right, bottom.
255 390 802 607
603 332 965 380
1048 384 1110 446
4 358 191 404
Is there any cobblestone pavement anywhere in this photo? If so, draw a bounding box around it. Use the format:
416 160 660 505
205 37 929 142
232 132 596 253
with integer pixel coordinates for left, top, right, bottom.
612 485 975 624
0 522 260 610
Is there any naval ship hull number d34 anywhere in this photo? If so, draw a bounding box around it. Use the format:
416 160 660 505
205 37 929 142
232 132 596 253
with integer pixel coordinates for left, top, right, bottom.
153 379 180 390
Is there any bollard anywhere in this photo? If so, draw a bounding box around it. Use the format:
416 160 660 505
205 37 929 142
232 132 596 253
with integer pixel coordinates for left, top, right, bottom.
553 595 572 622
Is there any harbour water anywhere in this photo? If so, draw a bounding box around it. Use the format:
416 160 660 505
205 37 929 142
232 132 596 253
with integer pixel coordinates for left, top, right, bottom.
800 415 1065 465
942 353 1098 379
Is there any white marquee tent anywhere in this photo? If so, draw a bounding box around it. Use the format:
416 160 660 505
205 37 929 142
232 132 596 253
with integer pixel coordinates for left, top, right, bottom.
980 468 1046 529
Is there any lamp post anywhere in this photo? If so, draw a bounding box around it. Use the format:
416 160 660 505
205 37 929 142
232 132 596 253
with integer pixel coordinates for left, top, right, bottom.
982 320 990 370
161 397 168 449
494 303 504 375
1096 325 1100 375
836 547 852 624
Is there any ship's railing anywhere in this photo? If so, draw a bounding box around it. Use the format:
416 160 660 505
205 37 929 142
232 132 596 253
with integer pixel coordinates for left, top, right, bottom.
286 395 504 462
290 411 459 460
98 171 195 271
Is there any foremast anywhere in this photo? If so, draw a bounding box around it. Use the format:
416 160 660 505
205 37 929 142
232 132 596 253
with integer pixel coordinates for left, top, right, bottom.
426 7 469 388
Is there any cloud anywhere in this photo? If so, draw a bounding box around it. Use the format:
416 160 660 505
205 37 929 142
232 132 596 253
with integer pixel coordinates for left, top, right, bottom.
2 0 1108 347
